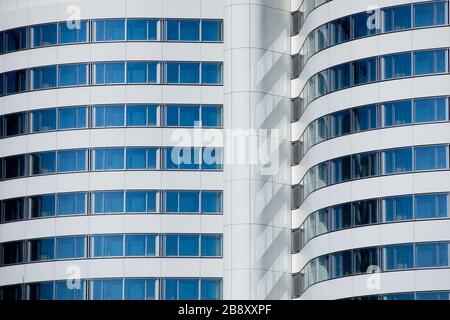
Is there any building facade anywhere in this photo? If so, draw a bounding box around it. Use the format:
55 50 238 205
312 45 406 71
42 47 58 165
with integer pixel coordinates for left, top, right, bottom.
1 0 450 301
291 0 450 300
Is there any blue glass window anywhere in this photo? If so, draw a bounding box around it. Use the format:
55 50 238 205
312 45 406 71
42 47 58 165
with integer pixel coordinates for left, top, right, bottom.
384 195 413 221
383 100 412 127
94 148 125 170
127 62 159 83
414 97 447 123
31 152 57 175
164 105 200 127
92 235 124 257
59 20 88 44
55 280 85 300
58 106 87 129
352 57 377 85
352 104 377 131
352 12 378 38
164 279 197 300
31 109 56 132
201 279 221 300
202 62 223 84
5 70 27 94
127 19 158 40
166 20 200 41
93 191 124 214
383 5 412 32
202 105 222 127
57 149 87 172
415 193 448 219
124 279 145 300
329 17 350 45
330 63 350 91
164 191 200 213
126 191 157 213
5 28 27 53
331 203 352 230
30 195 56 218
201 191 222 213
57 193 86 216
414 49 447 75
59 64 88 87
94 62 125 84
414 1 447 28
384 243 414 271
202 147 222 170
415 145 447 171
202 20 222 41
330 110 351 138
416 291 450 300
94 19 125 41
164 235 199 256
29 282 54 300
32 66 57 90
56 236 85 259
330 156 351 184
31 23 57 47
165 62 200 84
91 279 123 300
416 243 449 268
383 147 413 174
94 105 125 127
125 234 156 256
126 148 157 170
353 152 378 179
383 293 415 300
30 238 55 261
382 52 412 79
353 199 379 226
126 104 158 126
164 147 201 170
331 250 352 278
201 235 222 256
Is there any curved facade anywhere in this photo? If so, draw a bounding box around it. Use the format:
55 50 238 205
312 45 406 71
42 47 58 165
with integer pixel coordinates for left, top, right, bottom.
291 0 450 299
0 0 225 300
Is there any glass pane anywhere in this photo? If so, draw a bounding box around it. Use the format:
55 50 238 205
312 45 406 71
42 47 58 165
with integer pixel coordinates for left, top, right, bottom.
56 236 85 259
180 63 199 83
127 62 147 83
32 109 57 132
124 279 145 300
201 191 222 213
179 235 199 256
179 279 199 300
179 192 199 213
382 53 412 79
58 106 87 129
202 63 223 84
126 191 147 213
126 105 147 126
202 105 222 127
384 196 413 221
201 279 221 300
59 20 88 44
57 193 86 216
383 148 412 174
179 106 200 126
58 150 86 172
59 64 87 87
416 243 438 268
201 235 221 256
127 20 147 40
125 235 146 256
126 148 147 169
179 20 200 41
414 2 436 27
202 20 222 41
383 5 412 32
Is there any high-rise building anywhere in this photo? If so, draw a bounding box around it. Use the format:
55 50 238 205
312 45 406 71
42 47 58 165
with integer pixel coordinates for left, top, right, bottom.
1 0 450 301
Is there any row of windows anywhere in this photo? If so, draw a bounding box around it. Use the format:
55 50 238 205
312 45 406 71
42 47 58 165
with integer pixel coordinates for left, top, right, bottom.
0 277 222 300
292 0 448 76
293 96 449 162
0 147 223 181
0 190 222 223
293 144 450 206
294 241 450 296
0 18 223 54
292 192 450 252
291 0 331 34
345 291 450 300
296 48 449 116
0 61 223 96
0 104 222 138
1 233 223 266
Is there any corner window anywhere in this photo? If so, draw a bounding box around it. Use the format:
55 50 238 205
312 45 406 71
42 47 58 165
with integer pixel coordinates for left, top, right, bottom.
202 20 222 41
